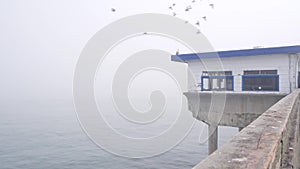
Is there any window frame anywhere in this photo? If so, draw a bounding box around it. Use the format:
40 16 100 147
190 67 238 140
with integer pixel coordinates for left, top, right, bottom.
242 74 279 92
201 75 234 91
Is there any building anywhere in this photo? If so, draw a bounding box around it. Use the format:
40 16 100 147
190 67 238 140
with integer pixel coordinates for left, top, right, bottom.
172 45 300 94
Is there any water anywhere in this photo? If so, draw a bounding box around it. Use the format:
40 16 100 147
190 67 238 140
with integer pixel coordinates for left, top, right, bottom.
0 99 237 169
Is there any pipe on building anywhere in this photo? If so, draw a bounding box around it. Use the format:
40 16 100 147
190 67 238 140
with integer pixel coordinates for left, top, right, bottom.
296 54 300 88
289 54 292 93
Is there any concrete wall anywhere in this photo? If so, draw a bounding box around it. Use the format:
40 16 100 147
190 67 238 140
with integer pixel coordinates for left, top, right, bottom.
193 89 300 169
187 54 300 94
184 92 286 127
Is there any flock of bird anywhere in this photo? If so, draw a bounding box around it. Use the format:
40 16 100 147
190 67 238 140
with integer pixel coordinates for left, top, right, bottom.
110 0 215 39
110 1 215 55
167 0 214 34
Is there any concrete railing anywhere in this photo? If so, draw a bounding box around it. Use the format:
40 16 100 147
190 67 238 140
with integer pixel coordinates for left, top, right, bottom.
193 89 300 169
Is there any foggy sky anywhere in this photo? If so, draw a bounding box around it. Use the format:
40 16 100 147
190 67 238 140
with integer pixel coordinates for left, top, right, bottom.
0 0 299 101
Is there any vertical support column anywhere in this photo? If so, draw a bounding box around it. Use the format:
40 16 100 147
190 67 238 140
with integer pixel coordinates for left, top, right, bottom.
208 124 218 155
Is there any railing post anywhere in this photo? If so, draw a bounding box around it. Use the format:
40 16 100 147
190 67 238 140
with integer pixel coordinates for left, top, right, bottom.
208 124 218 155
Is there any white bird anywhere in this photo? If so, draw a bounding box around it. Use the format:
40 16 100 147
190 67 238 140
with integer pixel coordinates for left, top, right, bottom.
196 20 200 26
173 12 177 16
192 0 196 3
196 29 201 34
111 8 116 12
209 4 214 9
172 3 176 6
169 6 173 10
202 16 207 21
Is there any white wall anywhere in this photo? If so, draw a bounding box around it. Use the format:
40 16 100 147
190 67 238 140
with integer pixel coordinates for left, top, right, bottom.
186 54 300 94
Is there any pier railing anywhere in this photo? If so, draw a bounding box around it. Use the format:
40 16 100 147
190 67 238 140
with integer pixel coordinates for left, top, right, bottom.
193 89 300 169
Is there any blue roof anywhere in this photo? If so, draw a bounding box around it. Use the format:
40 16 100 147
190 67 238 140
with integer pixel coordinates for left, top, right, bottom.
171 45 300 62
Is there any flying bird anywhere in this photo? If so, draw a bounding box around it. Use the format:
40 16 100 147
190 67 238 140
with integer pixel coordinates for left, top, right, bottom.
196 29 201 34
185 20 189 23
192 0 196 3
195 20 200 26
111 8 116 12
176 49 180 55
209 4 214 9
173 12 177 16
169 3 176 10
202 16 207 21
185 5 192 11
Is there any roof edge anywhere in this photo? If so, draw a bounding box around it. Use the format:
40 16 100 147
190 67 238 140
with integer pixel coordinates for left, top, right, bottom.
171 45 300 62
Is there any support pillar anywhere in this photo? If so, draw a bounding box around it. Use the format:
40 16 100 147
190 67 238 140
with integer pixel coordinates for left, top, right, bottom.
208 124 218 155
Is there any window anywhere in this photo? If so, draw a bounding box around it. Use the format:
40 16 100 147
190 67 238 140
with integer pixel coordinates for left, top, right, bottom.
201 71 234 91
202 71 232 76
244 70 259 75
244 70 277 75
242 70 279 91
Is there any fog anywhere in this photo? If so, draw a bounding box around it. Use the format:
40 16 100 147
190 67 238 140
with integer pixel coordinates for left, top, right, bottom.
0 0 299 101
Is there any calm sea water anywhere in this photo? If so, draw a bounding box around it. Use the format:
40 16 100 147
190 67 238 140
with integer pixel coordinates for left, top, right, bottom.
0 99 237 169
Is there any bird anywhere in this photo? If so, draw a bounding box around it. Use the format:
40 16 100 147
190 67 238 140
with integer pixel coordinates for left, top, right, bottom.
111 8 116 12
202 16 207 21
195 20 200 26
172 3 176 6
196 29 201 34
185 20 189 23
143 32 148 35
169 6 173 10
176 49 180 55
192 0 196 3
185 5 192 11
172 12 177 16
209 4 214 9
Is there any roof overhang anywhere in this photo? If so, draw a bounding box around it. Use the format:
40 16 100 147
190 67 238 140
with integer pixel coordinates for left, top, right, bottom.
171 45 300 62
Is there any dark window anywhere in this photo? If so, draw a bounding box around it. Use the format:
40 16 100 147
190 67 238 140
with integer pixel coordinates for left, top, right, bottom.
201 71 233 91
202 71 232 76
261 70 277 75
242 70 279 91
244 70 259 75
244 70 277 75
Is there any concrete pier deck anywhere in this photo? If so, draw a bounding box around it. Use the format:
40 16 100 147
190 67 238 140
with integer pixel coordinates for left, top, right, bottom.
184 91 286 154
192 90 300 168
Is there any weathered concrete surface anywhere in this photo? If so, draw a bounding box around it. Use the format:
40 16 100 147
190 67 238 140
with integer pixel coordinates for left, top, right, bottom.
208 124 218 155
184 92 286 128
193 90 300 169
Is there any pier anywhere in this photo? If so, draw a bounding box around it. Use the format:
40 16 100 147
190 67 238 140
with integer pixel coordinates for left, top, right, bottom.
188 90 300 168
